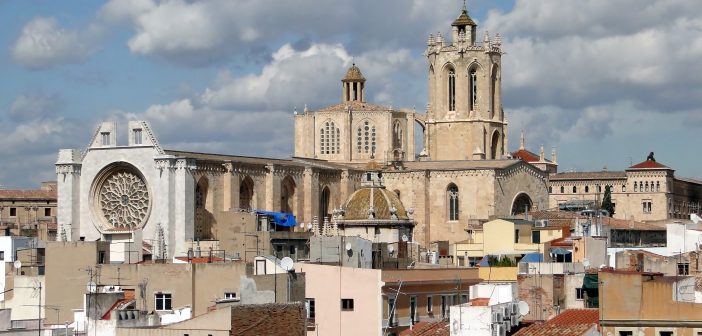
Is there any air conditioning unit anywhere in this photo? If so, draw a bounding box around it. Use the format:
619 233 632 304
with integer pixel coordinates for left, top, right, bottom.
535 219 549 227
493 312 503 322
510 315 518 327
492 323 505 336
501 306 509 318
511 303 519 315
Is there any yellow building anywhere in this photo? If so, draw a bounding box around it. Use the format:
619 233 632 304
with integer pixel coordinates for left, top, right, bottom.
452 218 564 266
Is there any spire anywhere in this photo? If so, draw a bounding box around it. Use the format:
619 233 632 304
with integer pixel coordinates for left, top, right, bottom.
539 145 545 161
519 130 525 150
551 147 558 164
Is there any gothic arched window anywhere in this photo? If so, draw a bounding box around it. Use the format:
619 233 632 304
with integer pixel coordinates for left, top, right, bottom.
490 65 499 119
447 184 459 221
560 186 564 193
656 181 660 192
448 68 456 111
469 68 477 111
634 182 638 192
645 182 649 192
393 121 403 149
585 186 589 193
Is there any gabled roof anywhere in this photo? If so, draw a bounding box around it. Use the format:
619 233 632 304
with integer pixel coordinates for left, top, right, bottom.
316 100 391 112
628 159 670 170
399 321 449 336
0 189 56 200
514 309 599 336
511 149 540 162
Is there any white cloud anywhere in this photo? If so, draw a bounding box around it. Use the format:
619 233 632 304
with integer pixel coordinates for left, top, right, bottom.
11 17 103 70
8 93 63 121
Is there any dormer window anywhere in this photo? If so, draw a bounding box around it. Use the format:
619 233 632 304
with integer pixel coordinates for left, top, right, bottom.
101 132 110 146
134 129 143 145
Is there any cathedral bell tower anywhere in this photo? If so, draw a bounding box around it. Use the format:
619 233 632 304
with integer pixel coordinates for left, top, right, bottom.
342 63 366 102
424 3 507 161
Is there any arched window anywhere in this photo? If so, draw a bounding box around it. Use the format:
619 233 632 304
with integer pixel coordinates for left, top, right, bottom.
321 121 340 155
656 181 660 192
622 185 626 192
645 182 649 192
597 185 601 193
490 65 499 119
512 193 533 216
319 186 330 222
393 121 403 149
394 190 401 198
281 176 296 214
585 186 589 193
634 182 638 192
240 176 254 209
572 186 577 193
448 68 456 111
548 186 552 193
469 68 477 111
490 131 500 159
195 184 204 209
560 186 564 193
356 121 376 155
447 184 459 221
639 182 643 192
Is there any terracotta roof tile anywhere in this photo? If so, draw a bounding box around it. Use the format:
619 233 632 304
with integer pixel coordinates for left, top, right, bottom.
550 171 626 180
470 297 490 306
514 309 599 336
511 149 540 162
317 100 390 112
628 159 670 170
400 321 449 336
0 190 56 200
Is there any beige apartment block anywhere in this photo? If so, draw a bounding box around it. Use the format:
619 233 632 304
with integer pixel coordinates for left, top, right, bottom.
0 181 57 239
549 155 702 222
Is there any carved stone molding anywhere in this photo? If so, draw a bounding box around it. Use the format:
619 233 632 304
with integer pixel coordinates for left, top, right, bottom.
56 164 82 176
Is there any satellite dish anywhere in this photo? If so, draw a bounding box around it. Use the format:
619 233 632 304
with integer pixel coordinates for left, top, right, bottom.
517 301 530 316
401 234 408 242
387 245 395 253
13 260 21 270
280 257 294 272
345 242 352 251
87 281 97 293
299 222 305 228
307 223 313 230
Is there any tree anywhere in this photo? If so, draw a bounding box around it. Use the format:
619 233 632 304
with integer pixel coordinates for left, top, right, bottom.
601 185 615 217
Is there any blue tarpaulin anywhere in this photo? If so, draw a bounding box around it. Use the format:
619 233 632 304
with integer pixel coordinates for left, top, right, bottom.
520 253 544 263
550 248 572 255
255 210 298 227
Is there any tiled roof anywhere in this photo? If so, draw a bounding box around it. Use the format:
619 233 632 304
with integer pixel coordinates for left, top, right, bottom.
343 187 409 221
316 100 390 112
470 298 490 306
399 321 449 336
603 217 664 231
174 256 227 263
342 64 365 82
0 189 56 200
628 159 670 170
452 9 476 26
529 210 663 231
549 171 626 180
514 309 598 336
511 149 549 163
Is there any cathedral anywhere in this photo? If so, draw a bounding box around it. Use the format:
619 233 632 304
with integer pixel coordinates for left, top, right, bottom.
56 6 547 260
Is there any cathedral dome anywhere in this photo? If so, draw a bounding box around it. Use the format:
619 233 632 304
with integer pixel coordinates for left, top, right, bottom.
342 63 366 82
451 8 476 27
343 187 408 221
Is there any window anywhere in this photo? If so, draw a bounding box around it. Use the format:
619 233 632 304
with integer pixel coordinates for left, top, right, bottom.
576 288 584 300
597 185 602 193
409 296 417 324
440 296 448 319
619 332 633 336
9 207 16 217
388 298 397 326
305 298 315 319
639 182 643 192
0 251 4 260
634 183 638 192
341 298 354 311
224 292 236 299
448 68 456 111
643 201 652 213
678 263 689 275
514 229 520 243
548 186 552 193
572 186 577 193
461 294 469 304
356 121 375 154
447 184 459 221
560 186 564 193
645 182 649 192
155 293 172 311
101 132 110 146
469 68 477 111
134 129 142 145
44 208 51 217
532 231 540 244
427 296 433 313
320 121 340 155
622 185 626 192
659 332 674 336
656 181 660 192
585 186 589 193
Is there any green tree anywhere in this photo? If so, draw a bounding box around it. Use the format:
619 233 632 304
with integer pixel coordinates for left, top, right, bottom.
601 185 615 217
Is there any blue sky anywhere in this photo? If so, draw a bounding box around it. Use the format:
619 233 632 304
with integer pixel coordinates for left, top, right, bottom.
0 0 700 189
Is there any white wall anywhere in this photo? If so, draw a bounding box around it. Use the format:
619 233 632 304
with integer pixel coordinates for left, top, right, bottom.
667 223 702 255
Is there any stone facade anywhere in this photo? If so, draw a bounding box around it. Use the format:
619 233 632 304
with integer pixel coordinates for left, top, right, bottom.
56 6 548 260
548 156 702 222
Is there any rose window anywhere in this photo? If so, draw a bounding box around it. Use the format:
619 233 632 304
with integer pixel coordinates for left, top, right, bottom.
98 171 150 229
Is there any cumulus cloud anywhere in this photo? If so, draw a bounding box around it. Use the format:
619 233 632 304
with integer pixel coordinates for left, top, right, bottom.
118 43 423 158
11 17 104 70
96 0 457 65
8 93 63 122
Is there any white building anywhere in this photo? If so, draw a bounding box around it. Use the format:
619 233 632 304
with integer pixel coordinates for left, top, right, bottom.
450 283 521 336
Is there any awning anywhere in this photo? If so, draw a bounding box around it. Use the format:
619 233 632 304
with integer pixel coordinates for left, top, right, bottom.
550 248 572 255
520 253 544 263
255 210 298 227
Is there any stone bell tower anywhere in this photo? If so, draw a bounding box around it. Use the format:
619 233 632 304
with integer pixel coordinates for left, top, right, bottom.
424 3 507 161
